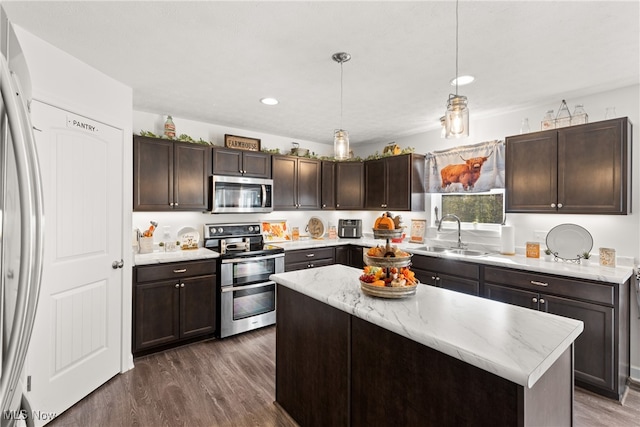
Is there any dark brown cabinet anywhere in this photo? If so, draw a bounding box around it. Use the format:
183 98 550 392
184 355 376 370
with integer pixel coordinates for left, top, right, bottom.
134 136 210 211
483 266 629 400
505 118 631 214
335 244 364 268
364 154 425 211
272 155 322 210
285 247 335 271
335 161 364 210
411 254 480 296
212 147 271 178
133 260 216 356
320 160 336 209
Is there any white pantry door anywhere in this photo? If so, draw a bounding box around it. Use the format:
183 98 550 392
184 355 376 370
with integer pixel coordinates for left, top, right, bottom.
26 101 123 425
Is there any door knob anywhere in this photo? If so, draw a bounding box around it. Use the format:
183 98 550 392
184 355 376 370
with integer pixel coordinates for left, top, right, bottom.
111 259 124 269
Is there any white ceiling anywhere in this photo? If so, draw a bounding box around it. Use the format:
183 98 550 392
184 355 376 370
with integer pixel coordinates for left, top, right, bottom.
3 1 639 146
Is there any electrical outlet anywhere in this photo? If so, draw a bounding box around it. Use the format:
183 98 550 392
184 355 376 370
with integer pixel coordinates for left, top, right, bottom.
533 230 547 241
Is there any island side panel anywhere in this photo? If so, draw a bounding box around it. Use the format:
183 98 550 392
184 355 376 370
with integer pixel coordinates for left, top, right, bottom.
351 316 521 427
275 285 350 427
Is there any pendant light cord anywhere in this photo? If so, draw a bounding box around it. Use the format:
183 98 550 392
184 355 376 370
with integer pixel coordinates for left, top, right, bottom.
455 0 459 96
340 61 344 130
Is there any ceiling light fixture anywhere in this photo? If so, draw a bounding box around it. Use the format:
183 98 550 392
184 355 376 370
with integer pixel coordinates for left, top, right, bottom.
332 52 351 160
449 75 475 87
445 0 469 139
260 97 279 105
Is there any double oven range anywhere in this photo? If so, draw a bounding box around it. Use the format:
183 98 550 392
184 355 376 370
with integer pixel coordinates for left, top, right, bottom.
204 223 284 338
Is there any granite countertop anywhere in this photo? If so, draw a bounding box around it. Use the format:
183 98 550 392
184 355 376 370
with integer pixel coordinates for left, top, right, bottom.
275 238 634 285
270 264 584 389
134 247 219 266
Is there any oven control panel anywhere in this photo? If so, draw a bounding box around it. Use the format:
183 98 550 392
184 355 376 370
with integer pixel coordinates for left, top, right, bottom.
204 223 261 238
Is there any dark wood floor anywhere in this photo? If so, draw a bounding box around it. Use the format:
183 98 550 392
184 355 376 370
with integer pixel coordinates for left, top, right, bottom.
48 326 639 427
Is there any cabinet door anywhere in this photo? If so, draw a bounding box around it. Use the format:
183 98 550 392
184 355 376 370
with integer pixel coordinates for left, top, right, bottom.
321 161 336 209
297 158 322 210
364 158 386 209
437 273 479 296
412 268 437 287
541 294 615 394
180 275 217 339
134 280 180 351
212 147 243 176
348 246 365 269
335 162 364 210
484 283 540 310
242 151 272 178
558 118 629 214
385 155 412 210
133 136 174 211
505 131 558 213
335 245 349 266
272 156 298 209
174 142 210 210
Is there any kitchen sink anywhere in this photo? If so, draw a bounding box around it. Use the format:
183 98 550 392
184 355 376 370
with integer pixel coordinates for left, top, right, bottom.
414 246 449 253
446 249 489 257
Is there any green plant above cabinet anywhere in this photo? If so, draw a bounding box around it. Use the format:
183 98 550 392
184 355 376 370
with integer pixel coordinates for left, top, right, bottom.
133 136 210 211
212 147 271 178
505 118 631 214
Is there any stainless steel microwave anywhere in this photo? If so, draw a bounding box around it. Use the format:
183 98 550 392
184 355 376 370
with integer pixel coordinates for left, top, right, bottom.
209 175 273 213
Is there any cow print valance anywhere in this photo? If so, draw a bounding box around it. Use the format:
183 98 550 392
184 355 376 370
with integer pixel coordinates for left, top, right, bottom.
425 140 505 193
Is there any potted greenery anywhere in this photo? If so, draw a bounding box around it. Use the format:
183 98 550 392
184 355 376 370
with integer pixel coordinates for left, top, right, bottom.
543 248 553 262
581 251 592 265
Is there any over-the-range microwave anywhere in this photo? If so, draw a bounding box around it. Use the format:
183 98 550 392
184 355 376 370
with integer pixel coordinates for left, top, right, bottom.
209 175 273 213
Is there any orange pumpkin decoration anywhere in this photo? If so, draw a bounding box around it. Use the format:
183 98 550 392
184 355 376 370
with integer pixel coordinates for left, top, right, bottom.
374 213 395 230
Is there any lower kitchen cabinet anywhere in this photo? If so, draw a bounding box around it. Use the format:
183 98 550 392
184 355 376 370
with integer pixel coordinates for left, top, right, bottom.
411 254 480 296
335 244 365 269
483 266 629 400
285 247 335 271
133 259 217 356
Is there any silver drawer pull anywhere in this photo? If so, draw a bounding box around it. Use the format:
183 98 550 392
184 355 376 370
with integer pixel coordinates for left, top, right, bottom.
306 253 315 258
530 280 549 287
173 268 187 273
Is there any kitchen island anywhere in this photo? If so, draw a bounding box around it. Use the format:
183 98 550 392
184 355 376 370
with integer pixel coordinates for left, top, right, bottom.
271 264 584 426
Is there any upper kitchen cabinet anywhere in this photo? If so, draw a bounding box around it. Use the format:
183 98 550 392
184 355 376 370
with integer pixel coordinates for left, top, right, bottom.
335 161 364 210
272 155 322 210
505 118 632 214
321 161 336 210
364 154 426 211
133 136 210 211
212 147 271 178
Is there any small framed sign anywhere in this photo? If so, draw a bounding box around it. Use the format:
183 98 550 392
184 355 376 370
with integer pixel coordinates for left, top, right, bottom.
224 134 261 151
409 219 427 243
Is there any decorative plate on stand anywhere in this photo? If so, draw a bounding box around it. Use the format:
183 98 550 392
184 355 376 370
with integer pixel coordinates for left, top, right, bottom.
546 223 593 261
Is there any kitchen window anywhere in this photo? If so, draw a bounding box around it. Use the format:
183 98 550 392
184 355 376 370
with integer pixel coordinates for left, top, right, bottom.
433 189 505 225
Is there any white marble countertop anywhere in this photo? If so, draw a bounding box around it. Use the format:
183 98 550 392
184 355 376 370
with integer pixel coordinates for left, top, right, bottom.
134 247 219 266
270 264 584 389
275 238 634 285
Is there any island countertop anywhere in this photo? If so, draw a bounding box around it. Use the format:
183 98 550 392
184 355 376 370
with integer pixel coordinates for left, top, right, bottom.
270 264 584 389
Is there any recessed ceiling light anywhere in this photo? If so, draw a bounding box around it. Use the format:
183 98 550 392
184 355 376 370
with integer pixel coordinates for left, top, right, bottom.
450 75 475 86
260 97 279 105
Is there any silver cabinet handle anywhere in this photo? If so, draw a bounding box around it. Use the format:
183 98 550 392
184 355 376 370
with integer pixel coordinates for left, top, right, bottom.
306 253 315 258
173 268 187 273
112 259 124 269
533 297 538 303
180 283 185 288
550 203 556 208
175 284 180 288
540 298 546 304
557 203 563 208
170 202 174 206
530 280 548 287
308 263 314 268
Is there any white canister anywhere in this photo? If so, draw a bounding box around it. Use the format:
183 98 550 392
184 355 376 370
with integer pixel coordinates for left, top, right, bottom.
500 225 515 255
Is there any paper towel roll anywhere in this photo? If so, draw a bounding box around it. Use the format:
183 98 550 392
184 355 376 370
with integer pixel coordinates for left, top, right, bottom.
500 225 515 255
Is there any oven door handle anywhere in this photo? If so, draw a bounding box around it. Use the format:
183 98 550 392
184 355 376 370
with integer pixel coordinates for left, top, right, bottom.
221 281 277 293
221 253 284 264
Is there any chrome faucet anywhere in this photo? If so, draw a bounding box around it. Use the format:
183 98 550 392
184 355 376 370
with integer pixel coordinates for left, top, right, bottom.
437 214 465 249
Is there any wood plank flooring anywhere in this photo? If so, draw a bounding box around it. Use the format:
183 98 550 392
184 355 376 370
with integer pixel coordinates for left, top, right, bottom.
47 326 639 426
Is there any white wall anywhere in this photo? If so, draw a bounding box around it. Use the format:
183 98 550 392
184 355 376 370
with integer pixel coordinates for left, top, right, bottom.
133 84 640 381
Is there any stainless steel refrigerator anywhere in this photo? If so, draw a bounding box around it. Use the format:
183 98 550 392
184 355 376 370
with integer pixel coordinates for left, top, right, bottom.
0 8 44 427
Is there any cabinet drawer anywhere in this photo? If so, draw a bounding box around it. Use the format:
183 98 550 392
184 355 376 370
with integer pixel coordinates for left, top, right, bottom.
484 267 614 306
285 247 335 264
136 260 217 283
411 255 479 280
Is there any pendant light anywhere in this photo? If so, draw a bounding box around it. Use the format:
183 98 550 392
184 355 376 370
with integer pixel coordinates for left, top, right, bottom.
445 0 469 138
333 52 351 159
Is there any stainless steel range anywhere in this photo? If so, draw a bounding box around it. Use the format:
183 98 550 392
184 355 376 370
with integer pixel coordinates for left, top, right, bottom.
204 223 284 338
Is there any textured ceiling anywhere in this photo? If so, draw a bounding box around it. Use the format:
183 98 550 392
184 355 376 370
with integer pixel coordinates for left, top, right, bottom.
3 1 639 146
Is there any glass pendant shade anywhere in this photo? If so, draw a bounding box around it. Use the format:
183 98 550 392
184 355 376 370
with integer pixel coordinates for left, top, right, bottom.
334 129 350 160
445 94 469 138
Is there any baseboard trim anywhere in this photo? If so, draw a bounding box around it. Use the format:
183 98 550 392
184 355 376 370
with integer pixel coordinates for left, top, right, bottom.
628 377 640 392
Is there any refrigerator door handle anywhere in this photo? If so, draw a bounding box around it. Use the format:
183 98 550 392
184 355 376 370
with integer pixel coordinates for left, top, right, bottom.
0 53 45 414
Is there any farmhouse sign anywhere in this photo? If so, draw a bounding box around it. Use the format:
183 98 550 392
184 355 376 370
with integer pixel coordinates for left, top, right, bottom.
224 134 261 152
